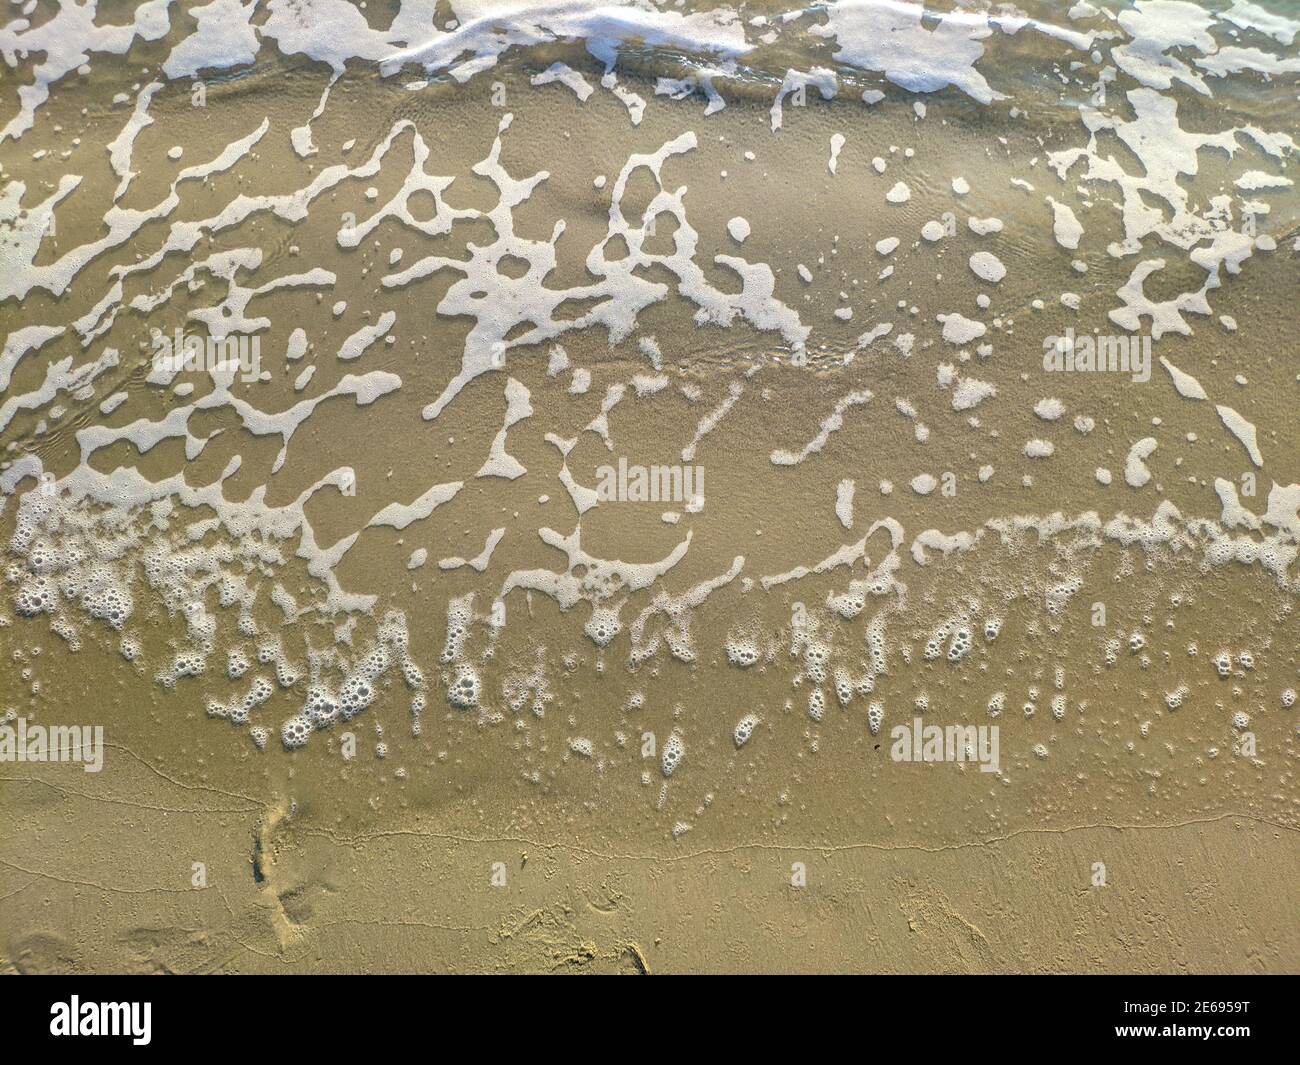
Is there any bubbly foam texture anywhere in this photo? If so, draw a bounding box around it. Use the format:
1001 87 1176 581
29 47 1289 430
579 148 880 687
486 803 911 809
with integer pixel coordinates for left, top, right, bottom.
0 0 1296 840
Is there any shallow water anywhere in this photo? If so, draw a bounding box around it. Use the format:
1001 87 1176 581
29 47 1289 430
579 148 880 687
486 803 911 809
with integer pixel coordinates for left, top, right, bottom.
0 0 1297 973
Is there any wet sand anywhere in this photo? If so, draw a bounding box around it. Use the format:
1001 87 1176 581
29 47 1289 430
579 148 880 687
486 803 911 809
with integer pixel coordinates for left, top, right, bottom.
2 1 1298 973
